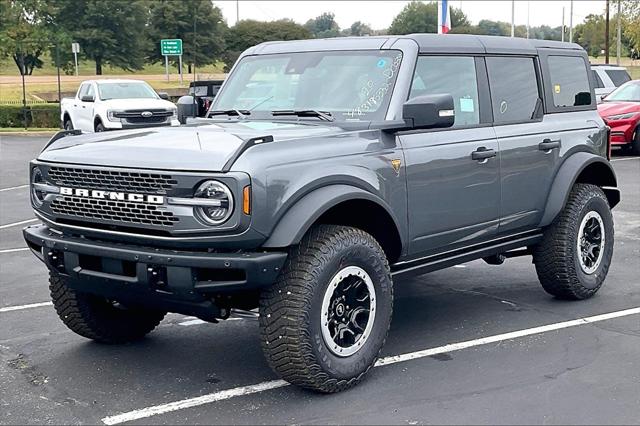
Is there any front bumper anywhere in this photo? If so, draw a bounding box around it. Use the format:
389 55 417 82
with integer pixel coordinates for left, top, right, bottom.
24 224 287 319
604 119 638 144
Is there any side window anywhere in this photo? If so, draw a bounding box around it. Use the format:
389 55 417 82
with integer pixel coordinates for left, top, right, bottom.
409 56 480 127
77 83 88 99
605 69 631 87
548 56 591 107
86 84 95 99
592 70 604 89
486 57 540 124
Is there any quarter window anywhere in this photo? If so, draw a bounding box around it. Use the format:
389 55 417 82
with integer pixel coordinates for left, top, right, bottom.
409 56 480 127
592 70 604 89
548 56 591 107
486 57 540 124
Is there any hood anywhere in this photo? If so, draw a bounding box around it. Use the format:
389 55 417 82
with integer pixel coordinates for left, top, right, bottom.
37 120 347 172
597 101 640 118
101 98 176 111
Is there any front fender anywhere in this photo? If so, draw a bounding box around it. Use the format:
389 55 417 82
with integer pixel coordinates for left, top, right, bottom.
262 184 401 248
538 152 618 227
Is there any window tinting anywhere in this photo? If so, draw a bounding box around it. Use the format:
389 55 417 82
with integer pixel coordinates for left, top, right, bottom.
548 56 591 107
486 57 540 124
592 70 604 89
605 69 631 87
409 56 480 127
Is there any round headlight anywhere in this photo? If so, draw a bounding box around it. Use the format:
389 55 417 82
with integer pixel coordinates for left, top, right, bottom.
194 180 234 225
31 167 45 207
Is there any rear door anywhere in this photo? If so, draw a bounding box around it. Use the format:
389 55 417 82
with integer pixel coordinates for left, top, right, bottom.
401 55 500 256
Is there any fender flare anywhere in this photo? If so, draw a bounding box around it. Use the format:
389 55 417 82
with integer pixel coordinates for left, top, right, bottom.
538 152 619 228
262 184 402 248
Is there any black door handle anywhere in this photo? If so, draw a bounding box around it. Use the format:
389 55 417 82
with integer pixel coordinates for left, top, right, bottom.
471 147 497 161
539 138 561 151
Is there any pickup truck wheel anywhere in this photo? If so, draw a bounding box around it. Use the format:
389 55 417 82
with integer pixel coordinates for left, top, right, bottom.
259 225 393 393
63 118 73 131
533 183 614 300
95 122 105 132
49 273 166 343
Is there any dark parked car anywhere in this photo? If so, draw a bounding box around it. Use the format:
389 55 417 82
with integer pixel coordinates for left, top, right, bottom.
25 34 619 393
177 79 225 123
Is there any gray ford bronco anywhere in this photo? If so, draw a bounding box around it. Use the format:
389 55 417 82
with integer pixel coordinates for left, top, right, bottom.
24 34 620 392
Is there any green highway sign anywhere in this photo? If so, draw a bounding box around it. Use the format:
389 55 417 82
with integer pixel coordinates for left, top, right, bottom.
160 39 182 56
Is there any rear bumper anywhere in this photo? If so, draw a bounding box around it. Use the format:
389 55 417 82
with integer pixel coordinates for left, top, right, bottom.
23 224 287 318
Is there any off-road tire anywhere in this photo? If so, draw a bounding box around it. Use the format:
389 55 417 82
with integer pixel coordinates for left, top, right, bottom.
533 183 614 300
49 273 166 343
259 225 393 393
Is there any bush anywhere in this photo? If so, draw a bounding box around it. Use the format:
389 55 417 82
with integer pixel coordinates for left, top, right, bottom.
0 104 60 128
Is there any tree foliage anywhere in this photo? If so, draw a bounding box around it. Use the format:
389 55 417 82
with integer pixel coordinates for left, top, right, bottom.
388 1 469 35
622 0 640 57
304 12 341 38
344 21 373 37
222 19 310 72
55 0 148 75
0 0 55 75
146 0 227 71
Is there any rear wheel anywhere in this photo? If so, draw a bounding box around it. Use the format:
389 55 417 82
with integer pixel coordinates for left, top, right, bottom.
49 273 166 343
533 184 614 300
259 225 393 392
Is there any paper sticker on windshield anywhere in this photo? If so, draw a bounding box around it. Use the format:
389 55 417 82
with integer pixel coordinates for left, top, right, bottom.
554 84 561 94
377 59 387 68
459 98 474 112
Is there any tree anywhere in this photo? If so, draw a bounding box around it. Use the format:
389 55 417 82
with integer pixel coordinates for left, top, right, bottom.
622 0 640 57
222 19 310 71
146 0 227 73
388 1 469 35
0 0 55 75
55 0 148 75
304 12 341 38
345 21 373 37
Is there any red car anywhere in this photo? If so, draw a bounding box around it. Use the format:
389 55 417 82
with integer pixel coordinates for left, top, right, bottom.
598 80 640 154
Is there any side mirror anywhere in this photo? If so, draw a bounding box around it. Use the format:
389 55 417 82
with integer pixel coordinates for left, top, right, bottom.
176 95 197 124
403 94 455 129
81 95 94 102
158 92 169 100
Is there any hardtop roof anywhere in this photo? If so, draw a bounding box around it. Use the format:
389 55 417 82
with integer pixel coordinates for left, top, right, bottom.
248 33 584 56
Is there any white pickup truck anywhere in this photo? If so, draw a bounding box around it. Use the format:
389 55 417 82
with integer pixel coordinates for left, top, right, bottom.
60 79 179 132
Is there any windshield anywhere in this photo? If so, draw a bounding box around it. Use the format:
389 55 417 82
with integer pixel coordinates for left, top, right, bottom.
213 50 403 121
605 81 640 102
98 82 159 100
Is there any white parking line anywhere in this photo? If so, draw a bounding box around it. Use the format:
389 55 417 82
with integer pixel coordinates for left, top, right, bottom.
101 306 640 425
0 219 38 230
0 301 53 313
178 319 208 327
0 184 29 192
0 247 30 254
611 157 640 162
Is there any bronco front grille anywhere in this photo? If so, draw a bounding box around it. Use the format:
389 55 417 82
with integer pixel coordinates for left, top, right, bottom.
48 167 178 194
51 196 179 227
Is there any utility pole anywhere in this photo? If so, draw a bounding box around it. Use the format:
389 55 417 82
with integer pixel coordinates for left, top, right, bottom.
562 7 565 42
605 0 610 64
236 0 240 24
511 0 515 37
526 1 530 39
616 0 621 65
569 0 574 42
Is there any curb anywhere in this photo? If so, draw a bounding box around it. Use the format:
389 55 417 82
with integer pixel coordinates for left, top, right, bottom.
0 131 57 137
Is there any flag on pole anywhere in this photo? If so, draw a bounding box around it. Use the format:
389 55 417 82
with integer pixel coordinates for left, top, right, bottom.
438 0 451 34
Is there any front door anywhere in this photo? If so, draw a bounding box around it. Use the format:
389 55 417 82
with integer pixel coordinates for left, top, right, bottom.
401 55 500 256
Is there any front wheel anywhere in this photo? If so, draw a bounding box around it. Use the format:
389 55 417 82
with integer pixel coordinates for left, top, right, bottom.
630 127 640 156
259 225 393 393
95 121 105 132
49 273 166 343
533 184 614 300
63 118 73 131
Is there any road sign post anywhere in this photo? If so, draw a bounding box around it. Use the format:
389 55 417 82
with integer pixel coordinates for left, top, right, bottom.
71 42 80 76
160 39 183 83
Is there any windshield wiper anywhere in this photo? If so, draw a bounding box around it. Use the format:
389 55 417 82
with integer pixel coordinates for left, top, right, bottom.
271 109 334 122
209 109 251 118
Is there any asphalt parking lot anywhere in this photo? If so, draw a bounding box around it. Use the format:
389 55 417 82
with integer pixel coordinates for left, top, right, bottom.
1 135 639 425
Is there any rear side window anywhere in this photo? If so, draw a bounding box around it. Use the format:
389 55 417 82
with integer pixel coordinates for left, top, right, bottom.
592 70 604 89
486 57 540 124
605 69 631 87
409 56 479 127
548 56 591 107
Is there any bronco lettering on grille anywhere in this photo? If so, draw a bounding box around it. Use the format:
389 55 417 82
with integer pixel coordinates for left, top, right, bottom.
59 187 164 204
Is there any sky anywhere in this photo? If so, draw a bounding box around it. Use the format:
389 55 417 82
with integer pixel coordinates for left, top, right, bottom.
213 1 608 30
